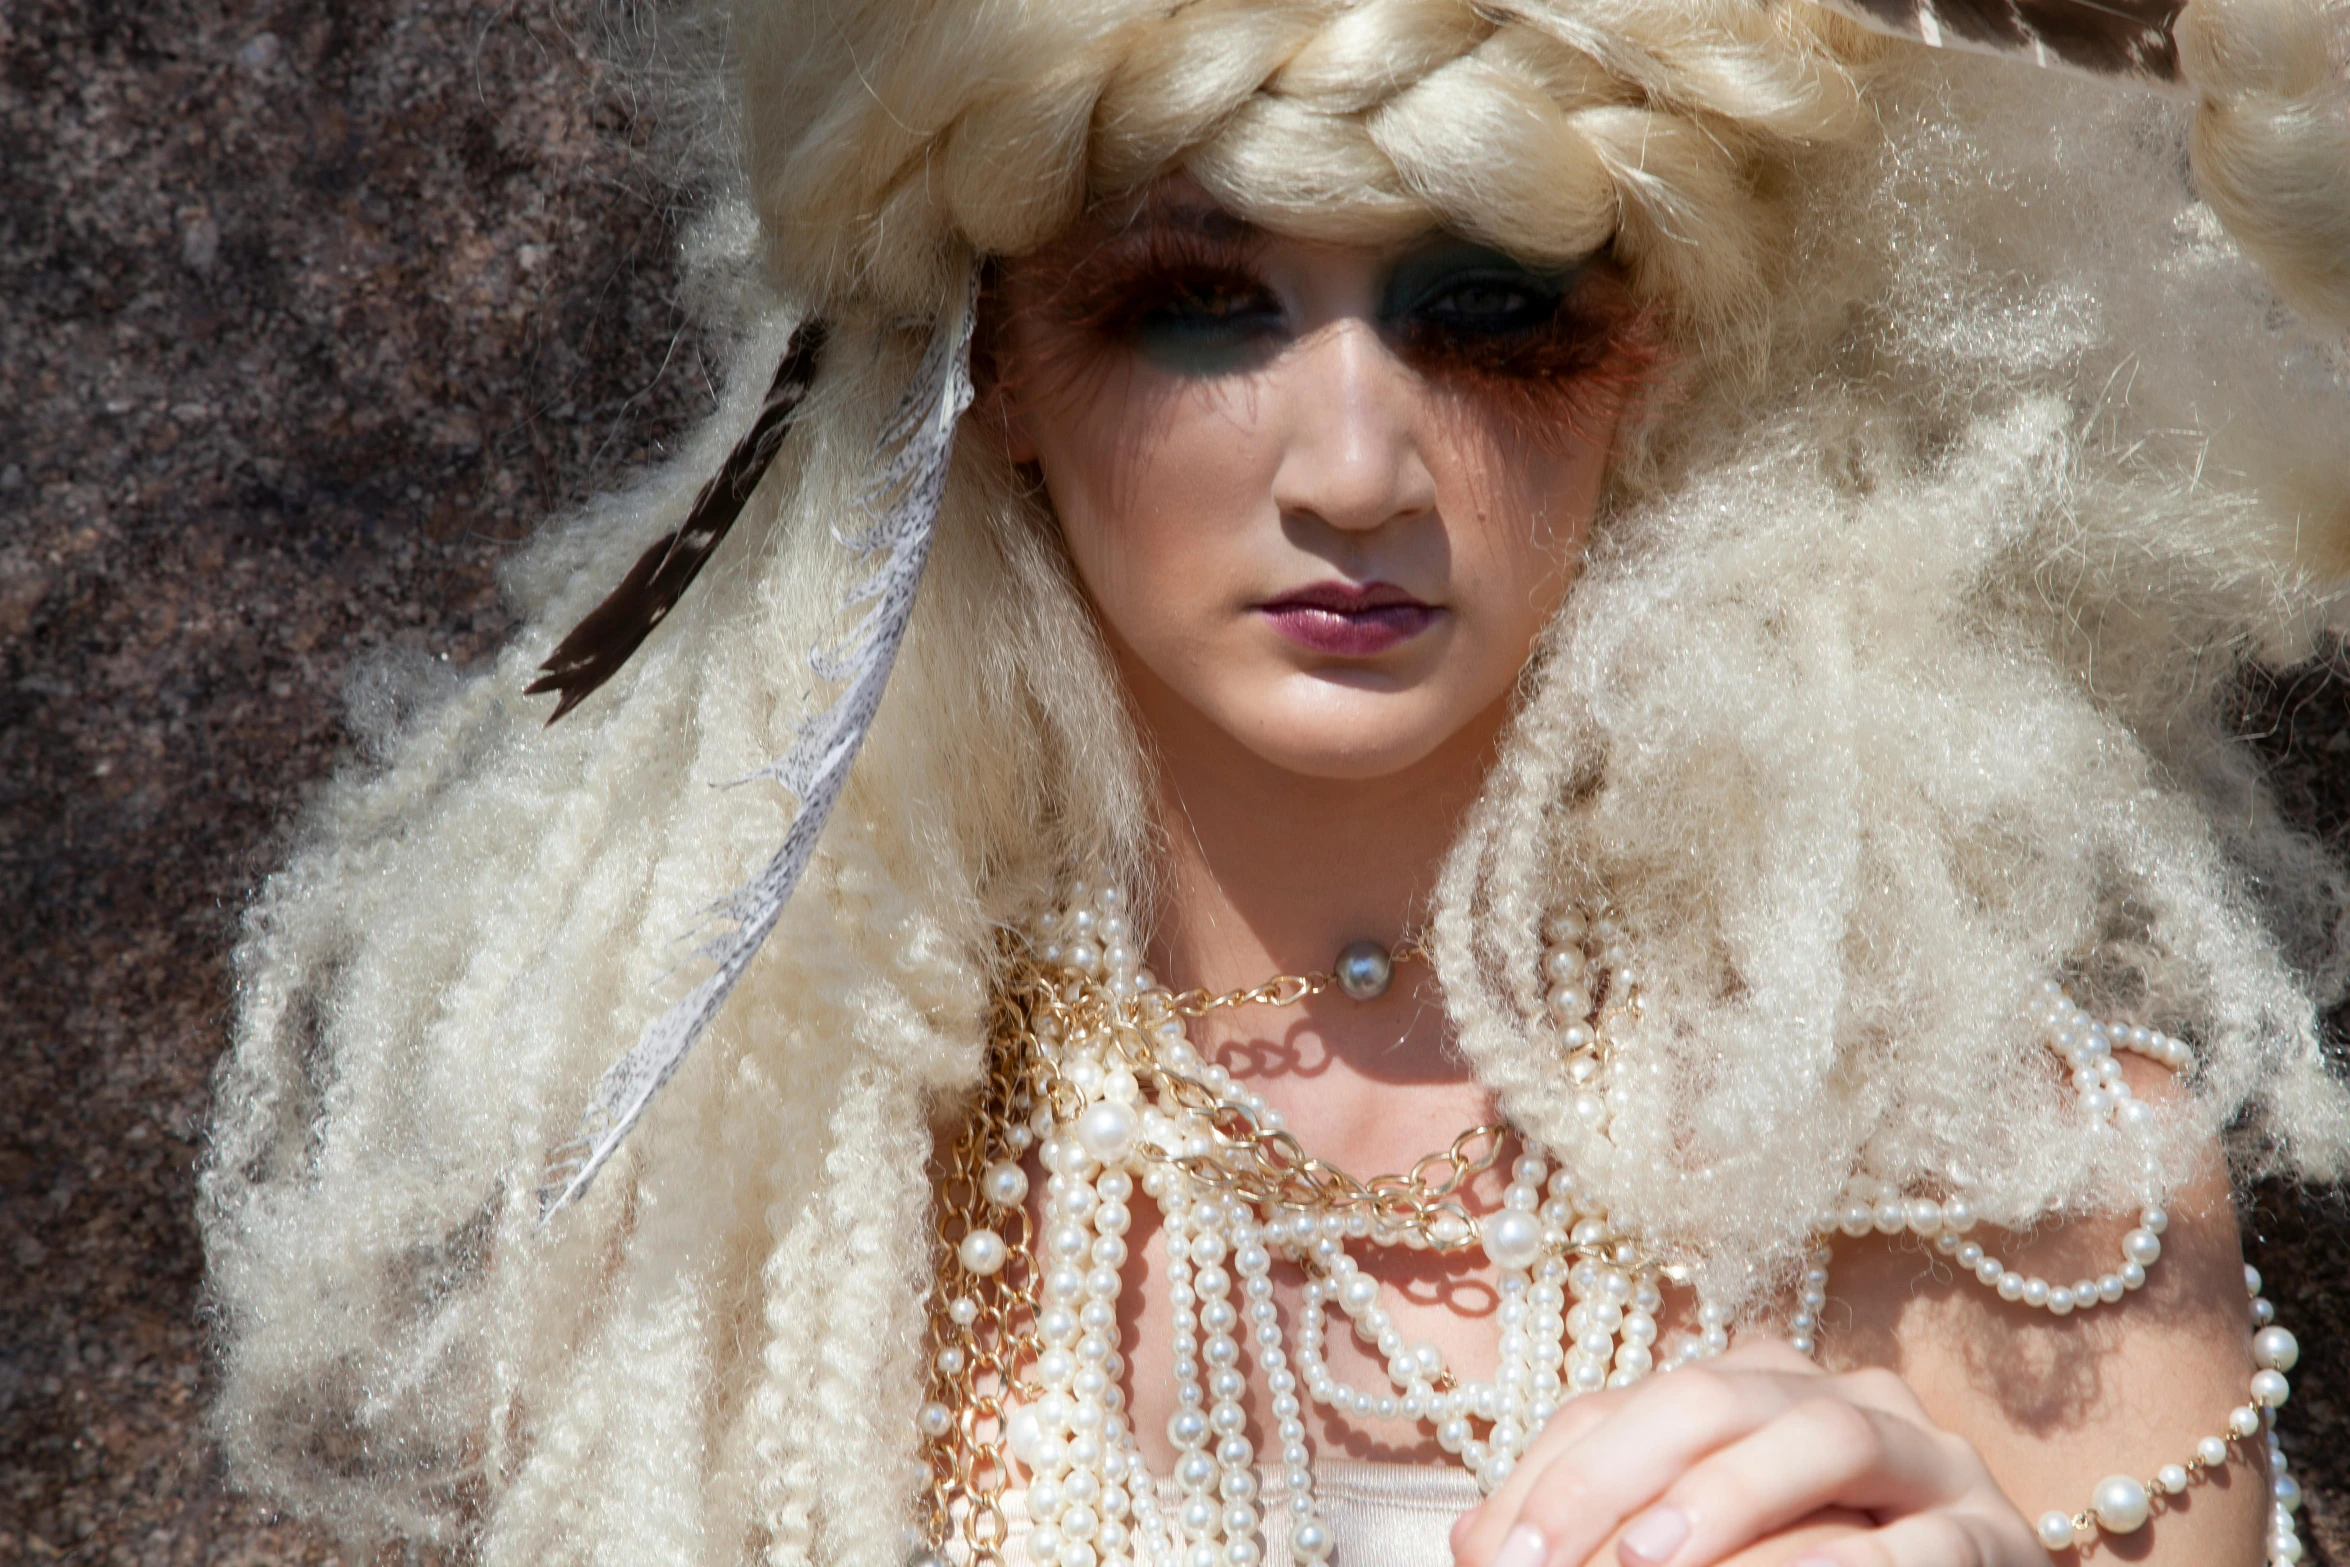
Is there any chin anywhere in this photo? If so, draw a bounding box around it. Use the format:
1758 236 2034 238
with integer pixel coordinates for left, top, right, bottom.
1227 686 1481 781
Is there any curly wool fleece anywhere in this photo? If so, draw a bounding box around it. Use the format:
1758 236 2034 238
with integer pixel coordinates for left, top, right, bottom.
203 2 2350 1562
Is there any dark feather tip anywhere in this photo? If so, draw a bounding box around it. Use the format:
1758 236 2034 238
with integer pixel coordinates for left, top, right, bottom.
1831 0 2187 80
528 320 830 723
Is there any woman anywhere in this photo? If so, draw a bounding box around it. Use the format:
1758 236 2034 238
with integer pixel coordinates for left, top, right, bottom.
201 2 2350 1564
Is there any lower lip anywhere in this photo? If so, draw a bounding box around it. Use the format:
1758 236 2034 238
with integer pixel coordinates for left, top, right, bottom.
1259 604 1438 657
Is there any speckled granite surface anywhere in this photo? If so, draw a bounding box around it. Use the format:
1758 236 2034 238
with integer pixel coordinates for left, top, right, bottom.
1 2 2343 1562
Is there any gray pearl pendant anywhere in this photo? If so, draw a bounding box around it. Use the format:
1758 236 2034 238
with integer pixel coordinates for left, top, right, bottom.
1333 939 1393 1001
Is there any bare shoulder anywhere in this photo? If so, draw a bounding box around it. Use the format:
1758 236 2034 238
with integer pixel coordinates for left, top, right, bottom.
1822 1130 2271 1563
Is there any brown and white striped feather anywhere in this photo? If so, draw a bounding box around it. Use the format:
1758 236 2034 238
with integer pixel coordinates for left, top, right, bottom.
1814 0 2191 80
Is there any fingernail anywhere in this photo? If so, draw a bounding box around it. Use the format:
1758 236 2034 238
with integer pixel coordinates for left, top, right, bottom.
1617 1507 1690 1565
1491 1523 1547 1567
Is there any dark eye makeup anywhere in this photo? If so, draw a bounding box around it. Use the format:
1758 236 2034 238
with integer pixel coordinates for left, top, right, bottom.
1045 222 1600 380
1001 206 1654 445
1378 240 1585 340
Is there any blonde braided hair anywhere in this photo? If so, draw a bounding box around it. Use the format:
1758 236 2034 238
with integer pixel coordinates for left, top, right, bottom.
741 0 1878 344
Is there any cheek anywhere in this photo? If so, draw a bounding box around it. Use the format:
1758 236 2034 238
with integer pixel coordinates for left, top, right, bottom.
1430 415 1609 642
1017 356 1281 634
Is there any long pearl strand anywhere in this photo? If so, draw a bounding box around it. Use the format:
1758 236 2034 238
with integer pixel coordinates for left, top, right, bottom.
934 879 2311 1567
2034 1264 2306 1563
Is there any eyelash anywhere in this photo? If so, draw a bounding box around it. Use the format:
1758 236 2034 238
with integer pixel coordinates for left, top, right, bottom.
1049 227 1280 342
1006 223 1668 446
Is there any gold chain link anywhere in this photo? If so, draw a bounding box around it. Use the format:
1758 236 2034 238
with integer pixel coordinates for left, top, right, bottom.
920 934 1621 1559
921 978 1048 1567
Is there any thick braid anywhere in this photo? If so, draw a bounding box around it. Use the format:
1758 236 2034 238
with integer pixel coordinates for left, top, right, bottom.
2178 0 2350 330
1368 32 1624 263
1270 0 1497 110
742 0 1872 338
807 1064 936 1567
752 1202 832 1567
1092 1 1330 190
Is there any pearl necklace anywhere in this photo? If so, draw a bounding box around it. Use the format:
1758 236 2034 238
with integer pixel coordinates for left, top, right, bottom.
915 882 2307 1567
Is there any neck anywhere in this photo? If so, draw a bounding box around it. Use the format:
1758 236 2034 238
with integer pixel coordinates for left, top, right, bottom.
1125 662 1505 1089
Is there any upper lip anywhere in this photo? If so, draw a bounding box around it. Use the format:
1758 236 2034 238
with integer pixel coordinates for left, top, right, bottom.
1260 580 1431 613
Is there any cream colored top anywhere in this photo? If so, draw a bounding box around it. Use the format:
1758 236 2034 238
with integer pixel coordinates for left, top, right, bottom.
999 1461 1480 1567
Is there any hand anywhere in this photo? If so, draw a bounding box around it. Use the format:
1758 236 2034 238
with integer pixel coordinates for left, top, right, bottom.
1448 1340 2045 1567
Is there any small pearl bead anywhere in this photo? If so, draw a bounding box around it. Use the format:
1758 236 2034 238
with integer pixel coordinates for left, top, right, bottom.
2037 1511 2077 1550
1544 910 1587 943
981 1161 1029 1207
2198 1436 2231 1467
2156 1464 2189 1495
2092 1475 2151 1533
2251 1369 2291 1408
958 1228 1008 1276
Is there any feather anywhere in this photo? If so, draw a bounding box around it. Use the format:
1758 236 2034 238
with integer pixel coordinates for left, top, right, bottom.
1815 0 2189 79
526 320 831 722
538 273 980 1219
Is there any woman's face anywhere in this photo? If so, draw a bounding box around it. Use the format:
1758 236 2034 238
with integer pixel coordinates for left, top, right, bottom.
994 182 1650 781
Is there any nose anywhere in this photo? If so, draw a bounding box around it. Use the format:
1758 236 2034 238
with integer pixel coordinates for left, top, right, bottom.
1268 320 1439 535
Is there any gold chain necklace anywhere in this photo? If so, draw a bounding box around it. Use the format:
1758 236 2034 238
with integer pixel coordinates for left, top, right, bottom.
917 932 1615 1566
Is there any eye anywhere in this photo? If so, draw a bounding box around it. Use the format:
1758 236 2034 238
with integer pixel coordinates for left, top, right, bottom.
1136 273 1283 334
1412 273 1560 335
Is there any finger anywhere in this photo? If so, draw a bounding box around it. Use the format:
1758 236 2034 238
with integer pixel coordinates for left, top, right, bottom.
1457 1341 1823 1564
1613 1400 1971 1567
1819 1364 1935 1426
1453 1363 1803 1567
1783 1508 2038 1567
1450 1389 1628 1567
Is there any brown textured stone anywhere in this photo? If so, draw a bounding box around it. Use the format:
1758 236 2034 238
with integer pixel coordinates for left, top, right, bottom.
0 0 2342 1563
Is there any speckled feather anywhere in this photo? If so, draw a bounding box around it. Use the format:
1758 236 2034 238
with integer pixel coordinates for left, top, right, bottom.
526 319 831 722
539 278 978 1218
1818 0 2189 78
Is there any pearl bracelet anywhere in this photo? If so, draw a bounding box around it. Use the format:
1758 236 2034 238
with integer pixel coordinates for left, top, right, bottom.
2033 1265 2304 1562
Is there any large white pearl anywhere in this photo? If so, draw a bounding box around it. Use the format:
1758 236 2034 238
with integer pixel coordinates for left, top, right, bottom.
2092 1475 2150 1533
1076 1100 1139 1164
1483 1210 1544 1271
2254 1327 2300 1373
959 1228 1009 1276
